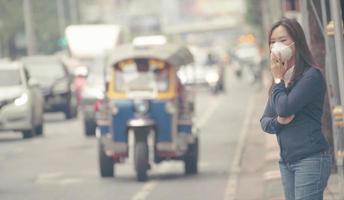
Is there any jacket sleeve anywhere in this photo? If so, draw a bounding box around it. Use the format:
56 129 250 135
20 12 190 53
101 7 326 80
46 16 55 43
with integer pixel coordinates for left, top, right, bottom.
260 97 284 134
271 69 324 117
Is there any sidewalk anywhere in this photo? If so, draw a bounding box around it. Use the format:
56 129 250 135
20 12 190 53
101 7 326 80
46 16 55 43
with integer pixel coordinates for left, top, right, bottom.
236 87 341 200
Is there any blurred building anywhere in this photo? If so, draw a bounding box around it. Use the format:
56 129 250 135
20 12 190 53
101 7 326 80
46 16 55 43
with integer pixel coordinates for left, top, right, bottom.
161 0 245 34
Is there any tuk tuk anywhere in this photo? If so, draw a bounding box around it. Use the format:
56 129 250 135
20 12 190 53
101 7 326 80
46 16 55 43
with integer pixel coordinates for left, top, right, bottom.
96 43 198 181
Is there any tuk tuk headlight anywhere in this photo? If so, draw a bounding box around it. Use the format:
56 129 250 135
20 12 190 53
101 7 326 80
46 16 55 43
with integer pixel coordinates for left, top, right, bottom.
134 100 149 114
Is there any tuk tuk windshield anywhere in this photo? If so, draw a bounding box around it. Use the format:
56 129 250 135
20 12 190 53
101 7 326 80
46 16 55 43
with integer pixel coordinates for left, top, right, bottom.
114 59 169 93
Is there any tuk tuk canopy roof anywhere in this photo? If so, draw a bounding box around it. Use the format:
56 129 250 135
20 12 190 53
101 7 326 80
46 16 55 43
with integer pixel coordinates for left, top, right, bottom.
108 44 194 68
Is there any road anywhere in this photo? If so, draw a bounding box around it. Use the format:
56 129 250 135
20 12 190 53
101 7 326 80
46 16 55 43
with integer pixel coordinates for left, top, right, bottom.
0 70 258 200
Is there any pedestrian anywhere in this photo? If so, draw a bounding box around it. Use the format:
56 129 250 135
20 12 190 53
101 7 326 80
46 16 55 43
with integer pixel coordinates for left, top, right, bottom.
260 17 331 200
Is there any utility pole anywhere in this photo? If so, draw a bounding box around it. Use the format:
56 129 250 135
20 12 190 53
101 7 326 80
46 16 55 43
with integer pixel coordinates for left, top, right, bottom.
328 0 344 199
0 20 3 58
23 0 37 55
330 0 344 105
57 0 66 37
300 0 311 44
68 0 79 24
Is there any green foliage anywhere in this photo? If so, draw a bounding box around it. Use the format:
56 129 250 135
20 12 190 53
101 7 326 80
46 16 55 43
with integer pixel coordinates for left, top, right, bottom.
0 0 63 56
32 0 60 53
245 0 263 28
0 0 24 41
244 0 264 44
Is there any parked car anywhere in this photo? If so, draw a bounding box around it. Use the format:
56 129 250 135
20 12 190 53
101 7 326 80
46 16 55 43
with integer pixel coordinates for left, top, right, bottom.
22 56 78 119
0 61 44 138
81 58 105 136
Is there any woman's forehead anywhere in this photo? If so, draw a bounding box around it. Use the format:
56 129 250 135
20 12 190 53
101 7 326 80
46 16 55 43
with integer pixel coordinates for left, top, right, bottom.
271 26 290 40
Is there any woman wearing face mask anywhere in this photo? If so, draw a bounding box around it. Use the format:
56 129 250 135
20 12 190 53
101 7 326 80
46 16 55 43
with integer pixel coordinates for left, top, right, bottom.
260 18 331 200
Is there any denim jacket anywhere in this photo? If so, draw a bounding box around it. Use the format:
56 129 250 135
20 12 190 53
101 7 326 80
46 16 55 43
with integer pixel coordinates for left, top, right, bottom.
260 67 329 163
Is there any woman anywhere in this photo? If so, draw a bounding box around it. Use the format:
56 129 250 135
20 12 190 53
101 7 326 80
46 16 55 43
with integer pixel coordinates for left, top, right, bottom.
260 18 331 200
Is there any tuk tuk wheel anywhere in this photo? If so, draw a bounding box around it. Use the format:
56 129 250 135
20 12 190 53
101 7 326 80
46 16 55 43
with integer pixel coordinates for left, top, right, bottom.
135 142 149 182
184 137 199 175
98 140 114 177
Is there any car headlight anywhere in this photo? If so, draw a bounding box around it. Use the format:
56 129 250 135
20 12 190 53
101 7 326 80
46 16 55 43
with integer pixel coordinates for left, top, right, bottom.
14 93 28 106
53 80 69 94
206 72 219 83
134 100 149 114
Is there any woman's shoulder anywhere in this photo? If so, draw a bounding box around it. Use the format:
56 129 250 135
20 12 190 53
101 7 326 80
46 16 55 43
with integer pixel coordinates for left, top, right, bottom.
303 67 323 79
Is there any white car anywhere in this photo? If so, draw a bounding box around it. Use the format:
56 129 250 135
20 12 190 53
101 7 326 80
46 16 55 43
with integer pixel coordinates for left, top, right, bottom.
0 61 44 138
178 47 225 93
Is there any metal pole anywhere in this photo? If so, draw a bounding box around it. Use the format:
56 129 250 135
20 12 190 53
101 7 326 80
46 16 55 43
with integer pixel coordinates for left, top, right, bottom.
68 0 78 24
323 2 344 199
23 0 37 55
322 0 341 107
300 0 311 44
330 0 344 106
0 20 2 57
329 1 344 199
56 0 66 37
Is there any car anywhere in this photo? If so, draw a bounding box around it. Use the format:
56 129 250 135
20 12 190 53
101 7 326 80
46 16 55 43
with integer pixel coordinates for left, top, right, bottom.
177 47 224 93
0 61 44 138
233 43 262 83
22 56 78 119
80 58 105 136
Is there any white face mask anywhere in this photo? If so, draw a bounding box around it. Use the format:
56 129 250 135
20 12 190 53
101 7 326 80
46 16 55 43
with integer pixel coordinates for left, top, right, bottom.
270 42 295 62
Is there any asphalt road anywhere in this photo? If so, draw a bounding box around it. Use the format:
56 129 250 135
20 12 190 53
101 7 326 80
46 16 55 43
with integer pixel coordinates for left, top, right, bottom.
0 69 257 200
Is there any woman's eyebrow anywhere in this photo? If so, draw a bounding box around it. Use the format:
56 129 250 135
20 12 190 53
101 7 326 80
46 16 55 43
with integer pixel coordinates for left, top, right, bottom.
277 36 288 40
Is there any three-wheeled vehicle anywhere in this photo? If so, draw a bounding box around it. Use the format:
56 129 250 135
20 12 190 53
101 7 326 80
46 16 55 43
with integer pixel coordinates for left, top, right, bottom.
96 43 198 181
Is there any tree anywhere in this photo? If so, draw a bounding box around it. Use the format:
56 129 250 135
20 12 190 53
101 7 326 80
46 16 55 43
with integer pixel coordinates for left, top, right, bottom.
245 0 264 43
0 0 25 58
31 0 60 53
0 0 68 57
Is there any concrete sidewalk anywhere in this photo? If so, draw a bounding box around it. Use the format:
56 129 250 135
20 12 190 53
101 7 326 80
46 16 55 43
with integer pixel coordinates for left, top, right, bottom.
236 88 341 200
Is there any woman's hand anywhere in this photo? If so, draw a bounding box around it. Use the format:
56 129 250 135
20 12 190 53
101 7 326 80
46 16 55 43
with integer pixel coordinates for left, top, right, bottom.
277 115 295 125
270 53 284 80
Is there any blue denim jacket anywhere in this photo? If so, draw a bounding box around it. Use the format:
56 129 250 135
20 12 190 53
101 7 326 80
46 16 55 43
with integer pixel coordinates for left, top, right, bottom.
260 67 329 163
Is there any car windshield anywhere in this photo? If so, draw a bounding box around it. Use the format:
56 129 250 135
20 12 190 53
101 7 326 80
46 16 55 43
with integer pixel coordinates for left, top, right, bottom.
114 59 169 93
25 62 66 80
0 69 22 86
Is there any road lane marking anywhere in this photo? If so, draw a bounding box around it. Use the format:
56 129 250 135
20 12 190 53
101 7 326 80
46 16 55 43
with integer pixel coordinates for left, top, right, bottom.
224 93 256 200
131 98 223 200
131 181 158 200
131 162 173 200
35 172 83 185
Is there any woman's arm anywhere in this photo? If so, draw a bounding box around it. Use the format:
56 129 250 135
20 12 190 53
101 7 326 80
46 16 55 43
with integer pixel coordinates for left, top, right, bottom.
270 69 324 117
260 98 284 134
